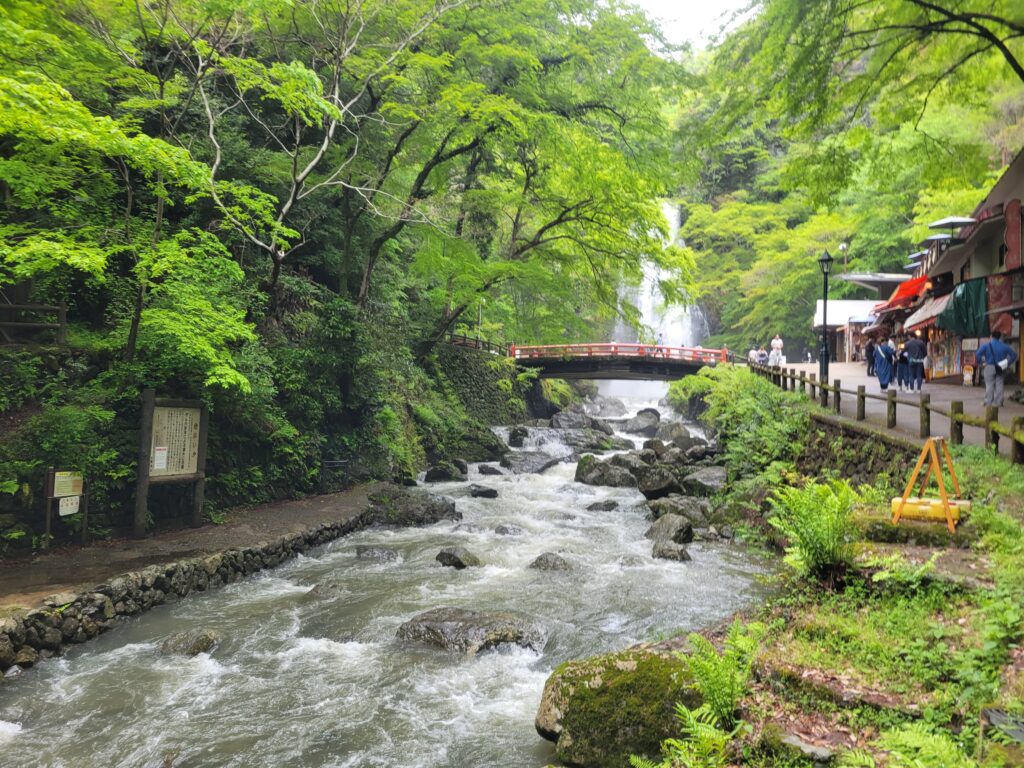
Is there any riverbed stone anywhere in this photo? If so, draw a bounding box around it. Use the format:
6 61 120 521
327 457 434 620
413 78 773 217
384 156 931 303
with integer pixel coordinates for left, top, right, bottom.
644 513 693 545
13 647 38 668
423 462 467 482
160 629 221 656
575 455 637 488
0 635 14 669
586 500 619 512
655 421 701 451
647 495 711 525
623 408 661 437
364 485 460 527
652 540 692 561
494 524 524 536
683 466 727 496
469 484 499 499
436 547 482 569
642 439 667 456
535 646 699 767
632 464 682 500
396 607 546 654
500 451 561 475
609 453 648 473
530 553 571 571
453 523 486 533
592 396 628 418
356 545 399 562
477 463 504 476
508 426 529 447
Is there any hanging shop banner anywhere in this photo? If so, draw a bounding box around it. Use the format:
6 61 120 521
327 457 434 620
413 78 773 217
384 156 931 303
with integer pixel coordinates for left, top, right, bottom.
938 279 989 337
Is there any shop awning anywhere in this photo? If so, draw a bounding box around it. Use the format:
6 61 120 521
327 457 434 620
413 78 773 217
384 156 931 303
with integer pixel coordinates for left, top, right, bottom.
937 278 989 337
905 293 952 331
876 275 927 311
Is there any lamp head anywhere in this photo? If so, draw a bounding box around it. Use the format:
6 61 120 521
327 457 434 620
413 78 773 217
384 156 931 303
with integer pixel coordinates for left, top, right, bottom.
818 250 834 276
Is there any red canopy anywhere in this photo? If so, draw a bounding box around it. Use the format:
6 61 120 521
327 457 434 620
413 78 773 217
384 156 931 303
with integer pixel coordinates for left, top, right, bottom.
875 275 927 311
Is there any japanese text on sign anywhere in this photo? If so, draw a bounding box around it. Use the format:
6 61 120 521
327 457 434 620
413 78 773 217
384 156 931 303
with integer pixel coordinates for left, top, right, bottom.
52 471 83 498
150 407 201 477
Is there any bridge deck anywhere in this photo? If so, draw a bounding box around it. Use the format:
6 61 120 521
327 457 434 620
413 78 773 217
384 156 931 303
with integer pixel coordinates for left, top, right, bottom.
511 343 726 381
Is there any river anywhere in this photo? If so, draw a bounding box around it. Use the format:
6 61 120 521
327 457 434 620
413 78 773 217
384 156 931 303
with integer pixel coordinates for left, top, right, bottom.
0 408 771 768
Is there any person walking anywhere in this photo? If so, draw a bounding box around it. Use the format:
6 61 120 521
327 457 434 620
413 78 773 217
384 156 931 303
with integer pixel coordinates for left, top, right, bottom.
874 338 896 392
768 334 784 367
976 330 1018 407
905 334 928 392
756 346 769 365
895 341 910 392
865 338 876 376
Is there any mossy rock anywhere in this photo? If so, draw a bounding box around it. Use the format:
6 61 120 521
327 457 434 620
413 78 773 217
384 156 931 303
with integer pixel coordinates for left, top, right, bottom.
535 646 698 767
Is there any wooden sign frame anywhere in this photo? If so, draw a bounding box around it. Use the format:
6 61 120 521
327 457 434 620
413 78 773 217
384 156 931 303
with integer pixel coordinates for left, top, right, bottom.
43 467 88 547
892 437 967 534
134 389 209 538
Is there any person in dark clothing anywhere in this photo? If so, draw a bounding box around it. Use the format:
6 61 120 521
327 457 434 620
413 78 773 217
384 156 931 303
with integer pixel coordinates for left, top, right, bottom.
895 342 910 392
865 339 876 376
904 335 928 392
874 339 896 391
976 330 1019 407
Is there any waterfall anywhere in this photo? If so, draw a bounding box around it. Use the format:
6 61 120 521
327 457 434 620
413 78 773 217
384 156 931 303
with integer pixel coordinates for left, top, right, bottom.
599 201 709 400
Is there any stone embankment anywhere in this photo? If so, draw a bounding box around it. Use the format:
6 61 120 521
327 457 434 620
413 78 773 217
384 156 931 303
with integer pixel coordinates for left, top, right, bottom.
0 486 458 678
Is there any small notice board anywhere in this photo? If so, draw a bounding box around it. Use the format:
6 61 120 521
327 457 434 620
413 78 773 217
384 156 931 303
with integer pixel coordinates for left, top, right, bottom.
134 390 209 538
44 468 88 547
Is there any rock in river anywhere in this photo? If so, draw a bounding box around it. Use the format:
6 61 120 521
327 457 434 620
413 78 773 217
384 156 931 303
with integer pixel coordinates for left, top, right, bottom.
356 545 398 562
364 485 460 527
396 607 546 654
477 463 504 476
654 421 702 451
647 495 711 525
622 408 660 437
644 513 693 545
423 461 467 482
529 552 571 571
508 425 529 448
436 547 482 569
574 455 637 488
160 629 220 657
586 499 619 512
469 484 498 499
652 540 691 562
632 464 681 500
494 524 524 536
500 451 561 475
683 466 727 496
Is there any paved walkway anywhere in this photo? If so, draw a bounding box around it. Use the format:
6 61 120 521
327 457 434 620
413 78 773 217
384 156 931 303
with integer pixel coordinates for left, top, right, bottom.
783 363 1024 455
0 483 377 614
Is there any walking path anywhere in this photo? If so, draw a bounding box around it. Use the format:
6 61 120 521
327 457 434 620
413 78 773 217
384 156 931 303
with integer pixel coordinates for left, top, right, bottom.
0 484 377 614
786 362 1024 455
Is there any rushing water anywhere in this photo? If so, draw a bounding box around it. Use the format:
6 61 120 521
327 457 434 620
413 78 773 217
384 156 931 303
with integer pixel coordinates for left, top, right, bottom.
0 416 771 768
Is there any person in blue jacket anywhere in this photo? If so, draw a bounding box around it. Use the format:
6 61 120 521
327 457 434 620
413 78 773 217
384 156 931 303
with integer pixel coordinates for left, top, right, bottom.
874 338 896 391
976 330 1018 407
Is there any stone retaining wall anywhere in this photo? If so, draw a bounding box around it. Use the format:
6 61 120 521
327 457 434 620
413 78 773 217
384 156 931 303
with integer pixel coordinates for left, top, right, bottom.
797 413 920 488
0 515 369 677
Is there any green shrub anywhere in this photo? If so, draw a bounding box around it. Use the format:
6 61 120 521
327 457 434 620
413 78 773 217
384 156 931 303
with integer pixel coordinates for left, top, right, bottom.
769 480 858 585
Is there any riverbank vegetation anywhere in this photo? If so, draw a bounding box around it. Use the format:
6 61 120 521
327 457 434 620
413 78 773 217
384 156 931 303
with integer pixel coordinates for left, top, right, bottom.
657 366 1024 765
0 0 693 541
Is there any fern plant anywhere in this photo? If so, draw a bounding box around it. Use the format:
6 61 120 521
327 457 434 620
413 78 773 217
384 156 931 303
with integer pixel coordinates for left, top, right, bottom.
628 705 737 768
769 480 858 586
685 620 765 726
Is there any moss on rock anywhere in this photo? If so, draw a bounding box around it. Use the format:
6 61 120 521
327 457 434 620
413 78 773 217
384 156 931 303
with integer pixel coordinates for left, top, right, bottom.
535 646 699 768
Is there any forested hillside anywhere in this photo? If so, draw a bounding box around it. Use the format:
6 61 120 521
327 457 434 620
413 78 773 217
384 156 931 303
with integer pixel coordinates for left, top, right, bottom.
677 0 1024 351
0 0 692 535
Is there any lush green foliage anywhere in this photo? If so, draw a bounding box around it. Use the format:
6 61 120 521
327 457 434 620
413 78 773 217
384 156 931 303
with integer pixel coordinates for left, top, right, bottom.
769 481 858 584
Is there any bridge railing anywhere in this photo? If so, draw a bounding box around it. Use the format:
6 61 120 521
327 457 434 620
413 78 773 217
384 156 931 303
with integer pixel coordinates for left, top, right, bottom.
510 343 728 364
445 332 509 356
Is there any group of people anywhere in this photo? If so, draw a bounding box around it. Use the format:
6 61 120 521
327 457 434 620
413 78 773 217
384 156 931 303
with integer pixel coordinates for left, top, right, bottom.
865 335 928 393
747 335 785 366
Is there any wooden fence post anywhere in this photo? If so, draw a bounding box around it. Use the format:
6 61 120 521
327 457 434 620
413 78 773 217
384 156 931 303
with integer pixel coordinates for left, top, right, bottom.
887 390 897 429
799 372 806 395
950 401 964 445
856 386 865 421
57 302 67 345
833 379 841 414
809 373 816 401
986 406 999 450
820 379 828 408
919 393 930 439
134 388 155 539
1012 416 1024 465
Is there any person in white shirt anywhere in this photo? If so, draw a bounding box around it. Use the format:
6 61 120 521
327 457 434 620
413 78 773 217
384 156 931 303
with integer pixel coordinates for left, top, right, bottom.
768 334 783 366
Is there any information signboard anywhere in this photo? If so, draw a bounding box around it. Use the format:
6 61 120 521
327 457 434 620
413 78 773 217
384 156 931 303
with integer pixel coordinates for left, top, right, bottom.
58 496 80 516
149 406 201 477
52 471 83 498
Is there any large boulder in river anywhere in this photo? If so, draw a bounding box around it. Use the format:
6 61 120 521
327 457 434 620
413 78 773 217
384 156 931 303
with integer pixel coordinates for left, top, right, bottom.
530 552 571 571
397 607 546 654
469 484 498 499
436 547 482 569
683 466 727 496
160 629 220 656
477 463 504 476
560 429 632 454
623 408 661 437
551 405 593 430
644 514 693 545
364 486 460 527
535 646 700 768
593 396 628 418
609 452 648 473
655 421 702 451
508 426 529 448
500 451 561 475
632 464 681 500
423 462 467 482
652 540 692 562
647 495 711 526
574 455 637 488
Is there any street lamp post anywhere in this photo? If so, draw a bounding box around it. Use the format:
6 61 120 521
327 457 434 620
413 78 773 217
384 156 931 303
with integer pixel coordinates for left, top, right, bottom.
818 250 834 406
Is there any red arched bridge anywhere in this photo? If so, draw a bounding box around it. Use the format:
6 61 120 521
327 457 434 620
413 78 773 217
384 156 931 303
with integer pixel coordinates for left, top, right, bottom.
446 334 728 380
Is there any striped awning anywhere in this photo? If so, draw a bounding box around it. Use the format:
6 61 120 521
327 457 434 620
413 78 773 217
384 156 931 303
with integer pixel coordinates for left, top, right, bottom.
905 293 952 331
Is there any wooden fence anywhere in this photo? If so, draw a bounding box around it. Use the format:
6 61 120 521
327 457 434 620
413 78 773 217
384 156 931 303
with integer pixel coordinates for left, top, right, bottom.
445 332 509 356
750 363 1024 464
0 303 67 344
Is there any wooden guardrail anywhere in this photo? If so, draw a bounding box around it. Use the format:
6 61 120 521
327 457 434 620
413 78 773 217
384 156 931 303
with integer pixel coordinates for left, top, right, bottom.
750 363 1024 464
510 342 729 364
0 303 67 344
445 332 509 356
